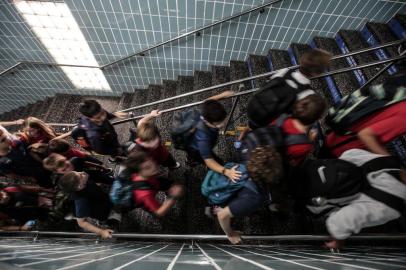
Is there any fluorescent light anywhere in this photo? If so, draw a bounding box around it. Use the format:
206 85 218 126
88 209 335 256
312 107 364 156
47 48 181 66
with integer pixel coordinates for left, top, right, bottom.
14 0 111 91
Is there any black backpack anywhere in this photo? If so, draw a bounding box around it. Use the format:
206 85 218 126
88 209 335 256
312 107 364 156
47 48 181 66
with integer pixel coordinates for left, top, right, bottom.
292 158 366 201
170 109 201 150
241 114 312 161
325 75 406 135
247 77 300 128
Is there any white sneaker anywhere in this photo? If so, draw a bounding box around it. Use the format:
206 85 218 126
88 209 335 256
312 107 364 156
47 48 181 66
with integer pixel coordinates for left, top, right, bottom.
108 211 122 222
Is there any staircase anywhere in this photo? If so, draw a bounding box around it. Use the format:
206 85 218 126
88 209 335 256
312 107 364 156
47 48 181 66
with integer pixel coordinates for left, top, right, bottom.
1 14 405 235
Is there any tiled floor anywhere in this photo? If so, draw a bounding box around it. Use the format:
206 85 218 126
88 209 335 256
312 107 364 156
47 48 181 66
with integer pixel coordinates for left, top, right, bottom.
0 238 405 269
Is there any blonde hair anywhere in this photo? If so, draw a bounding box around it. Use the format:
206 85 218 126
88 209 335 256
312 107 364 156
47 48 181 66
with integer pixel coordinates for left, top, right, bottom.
23 117 57 142
137 122 159 142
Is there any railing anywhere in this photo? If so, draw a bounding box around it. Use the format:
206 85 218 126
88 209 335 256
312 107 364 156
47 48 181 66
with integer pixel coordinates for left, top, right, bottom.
0 0 283 77
1 231 406 241
43 51 406 127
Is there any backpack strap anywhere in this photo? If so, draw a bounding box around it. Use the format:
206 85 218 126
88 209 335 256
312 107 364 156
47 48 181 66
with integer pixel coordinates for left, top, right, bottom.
364 187 405 213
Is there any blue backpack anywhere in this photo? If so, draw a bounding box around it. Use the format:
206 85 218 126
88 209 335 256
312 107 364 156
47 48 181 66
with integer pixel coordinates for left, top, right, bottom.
110 177 133 207
201 163 250 205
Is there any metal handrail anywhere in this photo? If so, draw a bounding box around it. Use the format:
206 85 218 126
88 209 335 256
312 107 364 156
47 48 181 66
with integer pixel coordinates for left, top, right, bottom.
100 0 283 69
111 53 406 125
43 53 406 127
1 231 406 241
117 38 406 113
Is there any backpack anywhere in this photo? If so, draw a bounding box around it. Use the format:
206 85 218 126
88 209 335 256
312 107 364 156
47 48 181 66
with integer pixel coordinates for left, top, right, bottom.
201 163 250 205
325 80 406 135
170 109 201 150
247 77 300 128
241 114 312 160
109 169 155 207
292 158 366 202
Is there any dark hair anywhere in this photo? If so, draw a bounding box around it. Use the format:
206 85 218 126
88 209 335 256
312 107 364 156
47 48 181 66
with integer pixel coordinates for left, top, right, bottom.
124 150 149 173
292 94 327 125
48 139 71 153
299 49 332 76
79 100 102 117
247 146 283 186
59 171 80 193
202 100 227 124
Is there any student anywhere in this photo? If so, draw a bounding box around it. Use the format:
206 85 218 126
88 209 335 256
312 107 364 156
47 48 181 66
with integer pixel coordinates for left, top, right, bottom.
59 171 118 239
127 110 180 169
75 100 129 158
0 183 53 231
314 149 405 248
326 100 406 157
0 129 53 188
185 91 241 181
215 146 283 244
276 94 327 166
19 117 57 145
241 94 327 167
247 49 331 128
48 139 90 159
120 150 184 217
43 153 113 185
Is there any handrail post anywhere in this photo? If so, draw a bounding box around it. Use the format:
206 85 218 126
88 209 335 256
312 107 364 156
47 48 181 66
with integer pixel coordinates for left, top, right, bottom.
221 84 245 135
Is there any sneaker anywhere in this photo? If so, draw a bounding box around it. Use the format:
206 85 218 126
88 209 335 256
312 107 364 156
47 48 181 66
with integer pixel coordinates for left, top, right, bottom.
108 156 126 164
169 161 181 170
64 213 76 221
108 211 122 223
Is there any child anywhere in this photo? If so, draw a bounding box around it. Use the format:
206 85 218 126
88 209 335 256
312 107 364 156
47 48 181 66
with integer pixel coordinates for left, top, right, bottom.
120 150 184 217
75 100 129 158
215 146 284 244
43 153 113 185
185 91 241 181
128 110 179 169
59 171 118 239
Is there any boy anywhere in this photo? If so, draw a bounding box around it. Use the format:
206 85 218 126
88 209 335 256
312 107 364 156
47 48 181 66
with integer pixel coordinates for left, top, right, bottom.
314 149 405 248
75 100 129 159
43 153 113 185
59 171 118 239
215 146 284 244
186 91 241 181
120 150 183 217
247 48 331 128
127 109 180 169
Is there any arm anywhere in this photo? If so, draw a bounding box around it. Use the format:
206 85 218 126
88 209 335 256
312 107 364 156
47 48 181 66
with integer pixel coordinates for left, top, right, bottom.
113 111 131 119
154 184 183 217
52 131 72 141
137 110 161 128
207 90 235 101
204 159 241 182
19 184 54 194
0 119 24 127
357 128 390 156
76 218 113 239
217 206 242 244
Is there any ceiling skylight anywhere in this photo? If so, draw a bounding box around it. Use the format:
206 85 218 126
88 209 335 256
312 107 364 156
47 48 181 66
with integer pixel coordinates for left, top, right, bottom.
14 0 111 91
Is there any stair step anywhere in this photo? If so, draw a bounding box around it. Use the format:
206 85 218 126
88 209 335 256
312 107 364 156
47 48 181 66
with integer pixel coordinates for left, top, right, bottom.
337 29 387 85
268 49 292 70
289 43 335 105
246 54 270 88
312 37 359 98
229 60 251 128
395 13 406 28
193 70 213 101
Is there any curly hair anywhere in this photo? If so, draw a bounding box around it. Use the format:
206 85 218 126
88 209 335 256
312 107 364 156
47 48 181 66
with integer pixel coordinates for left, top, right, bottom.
247 146 284 186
